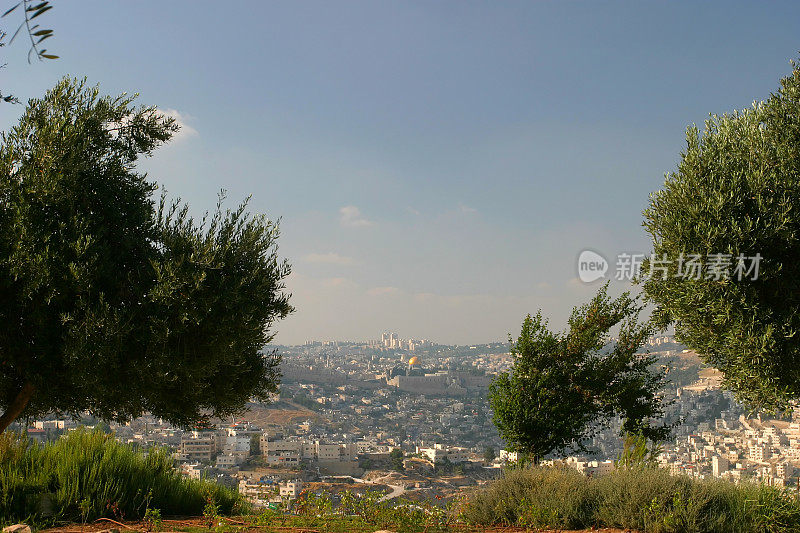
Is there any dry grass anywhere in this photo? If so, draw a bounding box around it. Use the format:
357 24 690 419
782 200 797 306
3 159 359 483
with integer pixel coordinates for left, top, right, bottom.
462 465 800 533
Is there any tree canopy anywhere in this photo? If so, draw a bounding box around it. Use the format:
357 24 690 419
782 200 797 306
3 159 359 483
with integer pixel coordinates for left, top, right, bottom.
489 285 669 463
0 78 292 431
642 60 800 412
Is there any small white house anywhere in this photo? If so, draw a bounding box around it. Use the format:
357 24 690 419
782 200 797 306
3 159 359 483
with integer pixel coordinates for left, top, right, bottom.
279 480 304 499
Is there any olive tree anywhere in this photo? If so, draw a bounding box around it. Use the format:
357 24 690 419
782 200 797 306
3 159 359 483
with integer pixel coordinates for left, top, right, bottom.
0 78 292 431
642 60 800 412
489 285 669 464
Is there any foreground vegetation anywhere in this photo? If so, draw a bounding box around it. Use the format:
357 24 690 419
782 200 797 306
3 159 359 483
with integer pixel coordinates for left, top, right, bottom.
6 432 800 532
244 490 459 533
0 430 241 527
462 465 800 533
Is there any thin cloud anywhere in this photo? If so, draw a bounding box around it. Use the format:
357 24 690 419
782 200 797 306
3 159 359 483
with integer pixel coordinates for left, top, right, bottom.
321 277 358 289
158 108 198 141
367 286 400 297
458 203 477 215
339 205 373 227
567 277 584 288
304 252 358 266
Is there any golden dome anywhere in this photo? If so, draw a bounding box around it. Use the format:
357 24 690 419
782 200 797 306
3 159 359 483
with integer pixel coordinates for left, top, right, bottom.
408 356 420 365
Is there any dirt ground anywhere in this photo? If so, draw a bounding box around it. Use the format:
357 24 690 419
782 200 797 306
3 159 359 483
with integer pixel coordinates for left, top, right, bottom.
226 403 325 427
40 518 634 533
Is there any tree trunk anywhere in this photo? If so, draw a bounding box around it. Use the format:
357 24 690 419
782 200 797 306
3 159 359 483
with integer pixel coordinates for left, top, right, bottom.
0 382 35 433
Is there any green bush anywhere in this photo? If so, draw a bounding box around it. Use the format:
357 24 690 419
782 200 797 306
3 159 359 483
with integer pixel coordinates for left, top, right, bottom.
461 464 800 533
460 465 596 529
0 429 242 526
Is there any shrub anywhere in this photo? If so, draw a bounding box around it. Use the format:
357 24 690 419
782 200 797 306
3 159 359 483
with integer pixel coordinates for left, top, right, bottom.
0 429 242 526
460 465 596 528
462 464 800 533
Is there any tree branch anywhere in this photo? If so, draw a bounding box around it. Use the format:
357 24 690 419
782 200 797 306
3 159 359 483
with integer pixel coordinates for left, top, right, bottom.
0 382 35 433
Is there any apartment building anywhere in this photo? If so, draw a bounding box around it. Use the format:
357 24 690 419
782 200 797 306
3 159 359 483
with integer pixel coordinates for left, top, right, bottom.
279 480 304 499
180 432 218 462
418 443 470 464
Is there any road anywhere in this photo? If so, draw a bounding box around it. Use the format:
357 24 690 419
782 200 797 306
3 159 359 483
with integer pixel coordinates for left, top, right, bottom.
326 475 406 502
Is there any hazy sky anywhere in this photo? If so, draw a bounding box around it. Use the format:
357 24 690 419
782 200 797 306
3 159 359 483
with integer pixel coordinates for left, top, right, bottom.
2 2 799 344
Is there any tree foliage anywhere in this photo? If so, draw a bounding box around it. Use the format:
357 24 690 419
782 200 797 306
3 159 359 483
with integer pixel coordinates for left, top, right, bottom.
615 432 662 469
642 60 800 412
389 448 405 472
0 78 292 431
489 285 669 463
483 445 496 464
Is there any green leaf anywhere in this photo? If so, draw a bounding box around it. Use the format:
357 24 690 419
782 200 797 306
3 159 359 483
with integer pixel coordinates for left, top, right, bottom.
2 2 21 18
29 4 53 19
